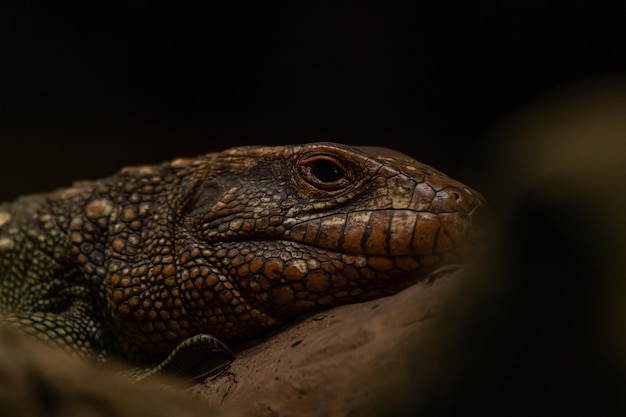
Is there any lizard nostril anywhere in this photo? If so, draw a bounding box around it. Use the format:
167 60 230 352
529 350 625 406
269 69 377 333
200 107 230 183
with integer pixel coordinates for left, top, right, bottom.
431 187 467 212
430 186 488 217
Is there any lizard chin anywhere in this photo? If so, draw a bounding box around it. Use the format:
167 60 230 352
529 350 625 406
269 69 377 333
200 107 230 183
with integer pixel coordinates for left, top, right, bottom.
216 239 467 317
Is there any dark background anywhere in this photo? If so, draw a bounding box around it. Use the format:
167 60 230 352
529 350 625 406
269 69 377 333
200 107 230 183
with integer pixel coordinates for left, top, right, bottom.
1 0 624 201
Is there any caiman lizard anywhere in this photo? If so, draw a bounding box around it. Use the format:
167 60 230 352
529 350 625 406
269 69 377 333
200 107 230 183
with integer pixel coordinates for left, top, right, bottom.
0 142 486 378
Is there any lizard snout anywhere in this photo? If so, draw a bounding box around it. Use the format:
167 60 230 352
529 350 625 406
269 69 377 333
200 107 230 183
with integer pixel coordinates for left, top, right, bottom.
422 184 488 256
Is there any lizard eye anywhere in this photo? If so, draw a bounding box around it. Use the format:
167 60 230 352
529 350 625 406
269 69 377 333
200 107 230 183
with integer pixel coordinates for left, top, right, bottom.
298 155 352 191
311 159 344 183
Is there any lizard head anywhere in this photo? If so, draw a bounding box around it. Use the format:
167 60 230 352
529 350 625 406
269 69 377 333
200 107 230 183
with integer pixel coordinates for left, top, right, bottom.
175 142 487 337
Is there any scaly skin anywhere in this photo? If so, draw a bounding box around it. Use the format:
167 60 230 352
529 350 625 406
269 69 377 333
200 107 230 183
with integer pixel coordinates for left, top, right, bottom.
0 142 486 375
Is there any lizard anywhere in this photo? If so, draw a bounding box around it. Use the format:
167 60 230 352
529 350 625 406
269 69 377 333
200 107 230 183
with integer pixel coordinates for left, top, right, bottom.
0 142 486 379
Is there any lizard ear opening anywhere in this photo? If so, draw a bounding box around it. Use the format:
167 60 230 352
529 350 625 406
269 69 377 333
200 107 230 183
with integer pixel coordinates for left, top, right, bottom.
182 183 223 217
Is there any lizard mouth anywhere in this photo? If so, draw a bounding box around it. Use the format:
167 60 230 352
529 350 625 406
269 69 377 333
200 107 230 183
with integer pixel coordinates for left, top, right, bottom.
207 199 487 294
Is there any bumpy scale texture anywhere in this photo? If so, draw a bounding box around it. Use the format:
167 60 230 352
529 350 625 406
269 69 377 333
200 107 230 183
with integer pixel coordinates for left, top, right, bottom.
0 143 486 370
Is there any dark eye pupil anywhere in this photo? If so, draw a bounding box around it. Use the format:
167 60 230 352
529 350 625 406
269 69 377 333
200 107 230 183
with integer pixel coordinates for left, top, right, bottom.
311 160 343 183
